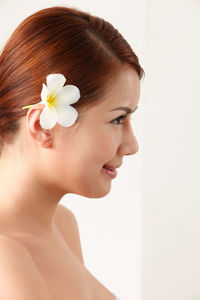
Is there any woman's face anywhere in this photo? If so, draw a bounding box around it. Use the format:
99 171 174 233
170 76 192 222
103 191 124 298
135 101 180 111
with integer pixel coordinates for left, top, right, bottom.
41 66 140 198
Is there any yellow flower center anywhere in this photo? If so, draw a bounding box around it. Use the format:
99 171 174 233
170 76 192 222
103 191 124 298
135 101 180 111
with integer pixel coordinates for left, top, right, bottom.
46 94 56 108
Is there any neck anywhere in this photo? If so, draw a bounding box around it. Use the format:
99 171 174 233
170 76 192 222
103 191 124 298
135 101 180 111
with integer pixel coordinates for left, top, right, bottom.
0 154 64 236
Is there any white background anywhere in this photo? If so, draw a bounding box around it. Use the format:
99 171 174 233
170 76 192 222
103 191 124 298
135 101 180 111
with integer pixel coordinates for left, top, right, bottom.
0 1 199 300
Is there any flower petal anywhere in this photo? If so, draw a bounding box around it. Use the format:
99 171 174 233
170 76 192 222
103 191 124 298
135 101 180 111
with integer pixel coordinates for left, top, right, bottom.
40 83 49 104
46 74 66 94
55 85 81 107
56 105 78 127
39 105 57 129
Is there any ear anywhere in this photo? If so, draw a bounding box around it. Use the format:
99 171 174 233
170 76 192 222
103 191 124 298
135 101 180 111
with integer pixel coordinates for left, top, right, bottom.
26 104 53 148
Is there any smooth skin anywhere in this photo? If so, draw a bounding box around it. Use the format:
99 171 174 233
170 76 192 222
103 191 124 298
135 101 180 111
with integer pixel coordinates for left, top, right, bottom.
0 236 52 300
0 205 85 300
0 64 140 299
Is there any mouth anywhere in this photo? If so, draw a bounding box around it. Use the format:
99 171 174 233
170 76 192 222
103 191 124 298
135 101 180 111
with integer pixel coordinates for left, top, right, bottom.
102 164 116 171
102 164 117 179
102 163 122 169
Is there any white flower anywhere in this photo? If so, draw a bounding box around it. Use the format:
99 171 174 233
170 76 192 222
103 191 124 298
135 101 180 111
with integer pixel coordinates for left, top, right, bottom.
38 73 80 129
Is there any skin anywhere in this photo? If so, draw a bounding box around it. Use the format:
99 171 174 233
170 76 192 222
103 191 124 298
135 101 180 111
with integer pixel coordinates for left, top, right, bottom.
0 64 140 237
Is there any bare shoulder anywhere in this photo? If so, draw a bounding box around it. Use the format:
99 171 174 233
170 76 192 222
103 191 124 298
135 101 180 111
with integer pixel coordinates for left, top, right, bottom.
55 204 84 265
56 203 77 220
0 235 51 300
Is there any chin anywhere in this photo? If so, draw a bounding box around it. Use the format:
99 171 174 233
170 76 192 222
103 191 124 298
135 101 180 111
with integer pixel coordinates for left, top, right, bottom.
89 186 112 198
74 185 111 199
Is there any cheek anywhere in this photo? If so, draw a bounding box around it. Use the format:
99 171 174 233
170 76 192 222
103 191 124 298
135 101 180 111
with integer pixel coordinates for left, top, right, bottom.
97 129 119 153
42 129 118 197
51 126 118 176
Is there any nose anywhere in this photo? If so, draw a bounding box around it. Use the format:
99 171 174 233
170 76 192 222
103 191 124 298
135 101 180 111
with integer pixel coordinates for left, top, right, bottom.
117 125 139 157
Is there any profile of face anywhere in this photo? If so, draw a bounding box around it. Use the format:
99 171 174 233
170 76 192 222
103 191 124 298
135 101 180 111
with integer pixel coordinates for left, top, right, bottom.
26 65 140 199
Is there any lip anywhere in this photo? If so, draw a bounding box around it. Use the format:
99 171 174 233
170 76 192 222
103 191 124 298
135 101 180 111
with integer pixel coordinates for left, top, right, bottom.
103 164 122 169
102 166 117 179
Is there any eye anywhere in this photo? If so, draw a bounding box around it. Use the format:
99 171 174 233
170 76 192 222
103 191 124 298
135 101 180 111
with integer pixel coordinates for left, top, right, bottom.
111 115 127 125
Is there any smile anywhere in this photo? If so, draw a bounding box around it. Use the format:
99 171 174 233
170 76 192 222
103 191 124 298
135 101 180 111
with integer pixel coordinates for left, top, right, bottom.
102 165 117 179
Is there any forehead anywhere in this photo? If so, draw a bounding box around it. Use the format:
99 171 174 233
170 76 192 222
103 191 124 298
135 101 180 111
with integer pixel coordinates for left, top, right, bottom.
88 66 140 114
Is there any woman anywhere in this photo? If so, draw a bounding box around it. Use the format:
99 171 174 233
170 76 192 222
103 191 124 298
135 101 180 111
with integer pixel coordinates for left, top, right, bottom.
0 5 144 300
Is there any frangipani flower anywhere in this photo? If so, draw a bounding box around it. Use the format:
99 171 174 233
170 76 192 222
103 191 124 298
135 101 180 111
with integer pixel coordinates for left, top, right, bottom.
22 73 81 129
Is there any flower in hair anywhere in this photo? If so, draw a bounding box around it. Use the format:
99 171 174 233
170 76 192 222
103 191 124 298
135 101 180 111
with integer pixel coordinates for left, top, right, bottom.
22 73 81 129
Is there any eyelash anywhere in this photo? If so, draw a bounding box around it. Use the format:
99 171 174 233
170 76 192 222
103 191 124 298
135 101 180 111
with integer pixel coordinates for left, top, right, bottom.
112 115 132 125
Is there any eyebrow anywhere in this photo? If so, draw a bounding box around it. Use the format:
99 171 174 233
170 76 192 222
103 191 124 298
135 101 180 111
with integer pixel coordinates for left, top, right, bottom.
109 105 138 114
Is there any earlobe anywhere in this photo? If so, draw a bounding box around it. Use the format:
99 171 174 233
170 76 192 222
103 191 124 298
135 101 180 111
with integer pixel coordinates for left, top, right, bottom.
26 106 53 148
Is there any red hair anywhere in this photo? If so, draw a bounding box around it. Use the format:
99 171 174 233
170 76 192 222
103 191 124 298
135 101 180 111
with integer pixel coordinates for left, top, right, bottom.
0 6 145 153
